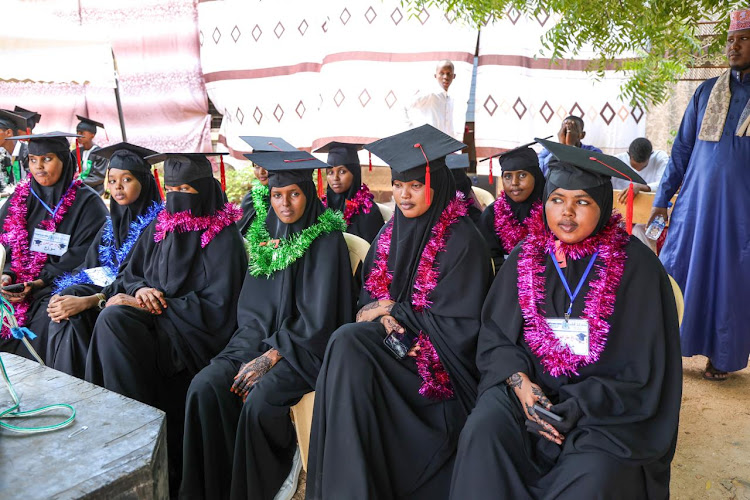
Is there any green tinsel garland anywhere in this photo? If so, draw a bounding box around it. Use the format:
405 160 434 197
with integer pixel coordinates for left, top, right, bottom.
245 193 346 277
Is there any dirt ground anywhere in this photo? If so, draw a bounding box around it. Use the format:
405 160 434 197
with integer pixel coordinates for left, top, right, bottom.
293 355 750 500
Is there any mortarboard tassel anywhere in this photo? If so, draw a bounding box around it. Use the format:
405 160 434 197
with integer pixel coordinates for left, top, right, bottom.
626 182 634 235
414 143 431 205
25 127 31 136
154 168 165 201
220 155 226 191
489 156 493 185
317 168 324 198
75 139 82 175
369 151 372 172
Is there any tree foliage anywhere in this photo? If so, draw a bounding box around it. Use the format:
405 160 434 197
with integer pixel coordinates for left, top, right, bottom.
403 0 744 109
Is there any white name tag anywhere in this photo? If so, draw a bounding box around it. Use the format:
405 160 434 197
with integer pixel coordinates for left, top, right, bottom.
83 266 116 287
30 228 71 256
546 318 590 356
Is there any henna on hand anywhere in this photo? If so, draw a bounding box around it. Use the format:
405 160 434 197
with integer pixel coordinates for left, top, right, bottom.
506 372 523 389
231 355 273 399
356 301 380 322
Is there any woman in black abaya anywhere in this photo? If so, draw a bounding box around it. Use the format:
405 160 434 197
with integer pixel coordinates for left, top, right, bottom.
0 132 107 360
306 125 491 500
46 143 163 378
450 143 682 500
181 153 353 500
478 146 545 272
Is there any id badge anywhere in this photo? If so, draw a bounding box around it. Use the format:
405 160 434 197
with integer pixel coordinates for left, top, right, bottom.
83 267 116 287
546 318 590 356
30 228 71 256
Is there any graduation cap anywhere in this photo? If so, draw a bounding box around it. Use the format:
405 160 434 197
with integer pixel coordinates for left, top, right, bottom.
313 141 366 196
364 124 465 204
244 151 327 190
239 136 297 153
75 115 104 134
0 110 27 134
536 137 646 234
478 137 550 183
13 106 41 133
145 152 228 189
92 142 157 172
9 131 80 156
445 153 469 170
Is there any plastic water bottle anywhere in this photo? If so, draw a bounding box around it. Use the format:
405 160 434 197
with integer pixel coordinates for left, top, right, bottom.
646 215 666 240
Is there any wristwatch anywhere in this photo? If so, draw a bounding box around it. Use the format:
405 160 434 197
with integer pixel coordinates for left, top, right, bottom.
96 293 107 311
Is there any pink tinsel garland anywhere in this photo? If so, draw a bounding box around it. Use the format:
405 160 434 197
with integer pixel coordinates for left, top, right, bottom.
364 192 468 401
493 196 542 253
517 211 630 377
322 183 374 225
0 178 82 338
154 203 242 248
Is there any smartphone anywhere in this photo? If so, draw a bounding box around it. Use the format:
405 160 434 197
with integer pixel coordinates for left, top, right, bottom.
383 332 409 359
1 283 25 293
533 404 563 422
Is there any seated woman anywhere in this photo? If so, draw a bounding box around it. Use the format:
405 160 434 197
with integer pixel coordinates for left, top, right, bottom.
478 145 545 272
237 163 269 235
306 125 491 499
450 141 682 499
181 152 353 499
314 141 385 243
46 143 163 378
0 132 108 360
84 152 247 487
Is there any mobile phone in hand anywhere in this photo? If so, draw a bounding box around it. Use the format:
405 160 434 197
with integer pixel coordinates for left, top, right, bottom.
533 404 563 422
1 283 25 293
383 332 408 359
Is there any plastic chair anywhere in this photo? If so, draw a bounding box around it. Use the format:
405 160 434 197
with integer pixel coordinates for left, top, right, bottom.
290 232 369 471
668 275 684 326
377 202 393 221
472 186 495 210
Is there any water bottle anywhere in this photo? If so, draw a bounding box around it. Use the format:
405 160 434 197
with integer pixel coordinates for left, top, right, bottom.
646 215 665 240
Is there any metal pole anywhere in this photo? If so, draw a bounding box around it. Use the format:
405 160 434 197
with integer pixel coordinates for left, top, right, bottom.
112 49 127 142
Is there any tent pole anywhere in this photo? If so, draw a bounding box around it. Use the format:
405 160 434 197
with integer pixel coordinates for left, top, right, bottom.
112 49 127 142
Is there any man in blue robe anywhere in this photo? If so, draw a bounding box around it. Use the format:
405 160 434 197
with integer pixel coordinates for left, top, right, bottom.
650 8 750 380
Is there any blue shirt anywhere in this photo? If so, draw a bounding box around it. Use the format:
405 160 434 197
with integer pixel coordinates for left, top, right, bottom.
538 143 603 175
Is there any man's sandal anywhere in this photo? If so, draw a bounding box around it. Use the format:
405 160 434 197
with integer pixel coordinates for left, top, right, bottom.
703 359 728 381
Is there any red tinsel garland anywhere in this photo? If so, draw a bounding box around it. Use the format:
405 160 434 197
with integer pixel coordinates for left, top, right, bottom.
154 203 242 248
493 196 543 253
414 332 454 400
517 211 630 377
0 178 82 338
321 183 374 225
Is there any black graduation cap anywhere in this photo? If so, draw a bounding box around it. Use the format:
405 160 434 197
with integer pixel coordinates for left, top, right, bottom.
313 141 364 167
92 142 158 173
145 152 227 186
445 153 469 170
240 136 297 153
364 125 465 203
244 151 326 189
75 115 105 134
13 106 41 131
0 110 27 134
535 137 646 186
9 131 80 156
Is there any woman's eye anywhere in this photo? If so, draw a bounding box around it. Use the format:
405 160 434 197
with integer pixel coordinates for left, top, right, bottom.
577 199 589 205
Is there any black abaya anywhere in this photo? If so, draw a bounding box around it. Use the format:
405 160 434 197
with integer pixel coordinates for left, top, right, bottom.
181 180 353 500
325 163 384 243
450 228 682 499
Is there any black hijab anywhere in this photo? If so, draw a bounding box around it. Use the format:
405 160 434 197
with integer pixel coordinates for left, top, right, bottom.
388 160 455 303
266 178 323 240
543 160 613 237
107 150 162 248
26 138 77 232
325 163 362 212
501 148 546 223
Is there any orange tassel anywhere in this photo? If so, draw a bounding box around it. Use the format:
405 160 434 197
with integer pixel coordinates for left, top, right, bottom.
369 151 372 172
220 155 226 191
154 168 165 201
489 156 493 185
317 168 324 198
626 182 634 235
75 139 82 174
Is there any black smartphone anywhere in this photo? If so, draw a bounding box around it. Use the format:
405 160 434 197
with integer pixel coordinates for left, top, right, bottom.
383 332 409 359
1 283 25 293
533 404 563 422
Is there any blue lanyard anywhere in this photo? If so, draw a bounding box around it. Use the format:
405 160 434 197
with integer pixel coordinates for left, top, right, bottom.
29 181 76 218
550 249 599 320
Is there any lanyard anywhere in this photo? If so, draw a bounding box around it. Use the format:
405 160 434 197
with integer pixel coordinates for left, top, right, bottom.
29 181 75 218
550 249 599 321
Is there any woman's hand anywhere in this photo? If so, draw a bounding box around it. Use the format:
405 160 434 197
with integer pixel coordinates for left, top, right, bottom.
231 349 282 401
106 293 144 309
47 294 98 322
0 278 43 303
379 314 405 336
356 299 396 323
135 287 167 314
506 372 564 445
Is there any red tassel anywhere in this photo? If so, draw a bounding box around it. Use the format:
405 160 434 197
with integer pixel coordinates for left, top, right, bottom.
369 151 372 172
25 127 31 135
317 168 324 198
489 156 493 185
425 163 431 205
154 168 165 201
75 139 82 174
626 182 634 235
220 155 226 191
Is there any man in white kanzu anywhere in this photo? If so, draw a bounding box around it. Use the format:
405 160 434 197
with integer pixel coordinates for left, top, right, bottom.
405 60 457 138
